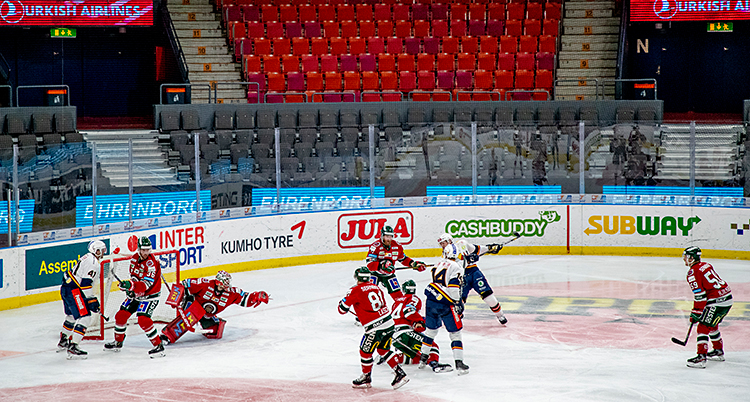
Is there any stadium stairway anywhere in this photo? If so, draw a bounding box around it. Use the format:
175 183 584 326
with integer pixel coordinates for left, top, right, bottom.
167 0 247 103
556 0 618 100
83 131 181 187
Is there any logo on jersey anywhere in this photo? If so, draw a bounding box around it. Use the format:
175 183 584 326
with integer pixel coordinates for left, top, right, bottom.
0 0 24 24
338 211 413 248
653 0 678 19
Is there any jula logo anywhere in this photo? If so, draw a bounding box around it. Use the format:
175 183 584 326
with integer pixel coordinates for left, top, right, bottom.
338 211 413 249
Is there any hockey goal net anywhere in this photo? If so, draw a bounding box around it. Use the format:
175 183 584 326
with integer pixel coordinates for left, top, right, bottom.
84 249 181 340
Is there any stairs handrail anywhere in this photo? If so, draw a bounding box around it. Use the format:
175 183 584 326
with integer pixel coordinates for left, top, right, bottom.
616 0 629 82
161 3 189 84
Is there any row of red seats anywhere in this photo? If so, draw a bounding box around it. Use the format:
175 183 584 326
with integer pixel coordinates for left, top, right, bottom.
228 18 559 42
244 52 554 75
235 35 557 61
243 70 553 102
223 2 560 23
217 0 561 9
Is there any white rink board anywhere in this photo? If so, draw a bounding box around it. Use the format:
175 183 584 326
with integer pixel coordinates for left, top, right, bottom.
2 204 749 303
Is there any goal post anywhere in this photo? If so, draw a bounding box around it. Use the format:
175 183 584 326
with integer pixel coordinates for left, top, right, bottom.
84 249 181 340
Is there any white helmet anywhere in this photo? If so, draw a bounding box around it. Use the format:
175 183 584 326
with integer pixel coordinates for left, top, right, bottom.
437 233 453 245
442 243 459 260
88 240 107 258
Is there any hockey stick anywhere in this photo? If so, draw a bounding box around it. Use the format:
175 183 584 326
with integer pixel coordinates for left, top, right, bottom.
396 264 435 271
499 231 522 246
671 322 695 346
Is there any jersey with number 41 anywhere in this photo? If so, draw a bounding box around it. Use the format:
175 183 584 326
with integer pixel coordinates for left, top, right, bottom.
339 282 394 333
687 262 732 311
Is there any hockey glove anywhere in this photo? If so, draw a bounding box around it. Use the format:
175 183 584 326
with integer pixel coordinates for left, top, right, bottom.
248 291 270 308
411 260 427 272
380 259 395 275
454 303 465 319
86 297 101 313
464 252 480 264
486 244 503 254
413 320 426 332
690 309 703 323
119 280 132 291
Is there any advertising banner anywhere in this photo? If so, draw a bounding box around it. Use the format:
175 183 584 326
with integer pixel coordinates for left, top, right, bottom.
24 239 109 291
75 191 211 227
0 200 35 234
251 187 386 210
0 0 153 26
631 0 750 21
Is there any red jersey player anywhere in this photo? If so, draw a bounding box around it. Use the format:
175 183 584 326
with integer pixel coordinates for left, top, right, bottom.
365 225 427 300
160 270 269 344
104 236 166 358
339 267 409 390
683 246 733 368
389 279 452 373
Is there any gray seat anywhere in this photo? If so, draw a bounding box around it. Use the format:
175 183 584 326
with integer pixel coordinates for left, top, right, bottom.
235 130 253 145
340 109 359 128
32 113 54 135
214 110 234 130
54 111 76 134
298 128 318 145
278 110 297 129
298 110 318 129
319 110 338 129
160 111 180 133
495 108 513 128
383 109 401 128
6 114 27 135
230 143 249 164
236 110 255 130
181 109 202 132
320 128 338 144
257 110 276 129
215 130 234 149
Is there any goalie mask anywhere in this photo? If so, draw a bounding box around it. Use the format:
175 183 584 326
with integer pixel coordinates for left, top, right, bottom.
402 279 417 295
88 240 107 259
216 270 232 288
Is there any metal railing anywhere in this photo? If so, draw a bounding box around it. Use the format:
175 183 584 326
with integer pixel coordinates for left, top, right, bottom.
161 3 189 83
159 83 211 104
16 84 70 106
214 81 260 104
408 90 453 101
265 92 310 103
505 89 551 101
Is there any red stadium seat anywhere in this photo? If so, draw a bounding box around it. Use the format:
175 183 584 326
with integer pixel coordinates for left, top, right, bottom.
254 38 272 55
341 21 357 38
418 70 436 91
525 19 542 37
310 38 328 55
393 4 409 21
437 53 455 71
539 35 557 53
263 55 281 73
442 36 460 54
417 54 436 71
397 54 416 72
488 4 505 20
543 19 559 36
519 35 538 53
378 21 394 37
535 69 553 89
497 52 515 71
292 38 310 56
515 69 535 89
338 4 355 21
395 21 412 38
386 37 403 54
272 38 291 56
330 37 348 55
282 55 300 73
451 19 467 37
368 37 385 54
304 22 322 38
423 37 440 55
359 21 376 38
516 53 535 70
432 20 449 37
301 55 319 72
360 54 377 72
356 4 374 21
399 71 417 93
320 55 339 72
477 53 495 70
323 22 339 38
266 22 284 38
500 35 518 53
494 70 514 89
362 71 379 90
350 37 366 54
527 3 544 20
480 36 498 54
414 20 430 38
460 36 478 54
457 53 476 71
378 54 396 71
374 5 391 21
298 4 316 23
244 55 262 75
318 5 336 22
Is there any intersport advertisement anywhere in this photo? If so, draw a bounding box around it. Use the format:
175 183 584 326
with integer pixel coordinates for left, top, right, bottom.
0 0 153 26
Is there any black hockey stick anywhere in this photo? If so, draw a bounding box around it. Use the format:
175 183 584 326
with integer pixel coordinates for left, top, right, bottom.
671 322 695 346
500 231 522 246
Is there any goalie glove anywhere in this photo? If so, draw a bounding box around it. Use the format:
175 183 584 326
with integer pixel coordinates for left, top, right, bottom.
247 291 269 308
410 260 427 272
690 309 703 323
86 297 100 313
119 280 132 291
486 244 503 254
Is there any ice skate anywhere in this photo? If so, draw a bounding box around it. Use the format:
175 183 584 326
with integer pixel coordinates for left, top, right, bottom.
498 312 508 325
430 361 454 373
418 353 429 369
66 343 88 360
159 334 171 345
104 340 123 352
352 372 371 388
148 342 166 358
686 354 707 369
391 367 409 390
707 349 725 362
56 333 69 353
455 360 470 375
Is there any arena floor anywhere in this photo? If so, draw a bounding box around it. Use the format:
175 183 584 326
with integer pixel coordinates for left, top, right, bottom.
0 254 748 402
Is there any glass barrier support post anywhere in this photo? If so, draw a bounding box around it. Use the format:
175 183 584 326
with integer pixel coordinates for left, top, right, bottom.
275 128 281 211
579 121 585 194
369 124 375 199
194 133 201 218
92 142 97 228
689 121 696 196
471 122 477 201
6 189 11 246
128 139 134 223
12 144 19 238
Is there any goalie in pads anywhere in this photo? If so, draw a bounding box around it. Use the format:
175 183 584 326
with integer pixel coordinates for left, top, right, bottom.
160 270 269 344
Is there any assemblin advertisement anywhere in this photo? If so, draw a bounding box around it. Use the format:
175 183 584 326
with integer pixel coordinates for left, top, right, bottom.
0 0 153 25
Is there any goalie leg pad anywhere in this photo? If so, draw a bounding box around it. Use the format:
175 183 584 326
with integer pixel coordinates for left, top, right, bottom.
203 318 226 339
181 301 207 328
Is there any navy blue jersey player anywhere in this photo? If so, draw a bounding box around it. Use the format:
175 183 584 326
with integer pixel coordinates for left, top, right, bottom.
437 233 508 325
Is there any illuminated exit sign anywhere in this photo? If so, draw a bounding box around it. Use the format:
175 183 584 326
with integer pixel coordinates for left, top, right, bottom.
707 22 733 32
50 28 77 38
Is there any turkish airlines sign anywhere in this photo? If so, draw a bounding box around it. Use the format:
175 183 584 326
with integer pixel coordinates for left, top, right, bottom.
337 211 414 249
631 0 750 21
0 0 153 26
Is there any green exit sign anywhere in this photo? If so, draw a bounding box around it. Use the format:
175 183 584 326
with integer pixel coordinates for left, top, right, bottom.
50 28 76 38
707 22 733 32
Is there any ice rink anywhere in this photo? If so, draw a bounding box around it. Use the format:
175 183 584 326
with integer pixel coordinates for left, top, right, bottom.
0 253 748 402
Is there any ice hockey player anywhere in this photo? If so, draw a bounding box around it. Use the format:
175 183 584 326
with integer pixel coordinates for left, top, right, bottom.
58 240 107 359
159 270 269 344
103 236 166 358
683 246 733 369
339 266 409 390
365 225 427 300
420 243 470 375
389 279 453 373
438 233 508 325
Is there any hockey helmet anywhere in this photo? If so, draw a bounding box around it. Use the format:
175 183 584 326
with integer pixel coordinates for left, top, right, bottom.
437 233 453 245
88 240 107 257
683 246 701 262
216 270 232 288
402 279 417 295
443 243 459 260
381 226 395 237
138 236 152 250
354 266 371 282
